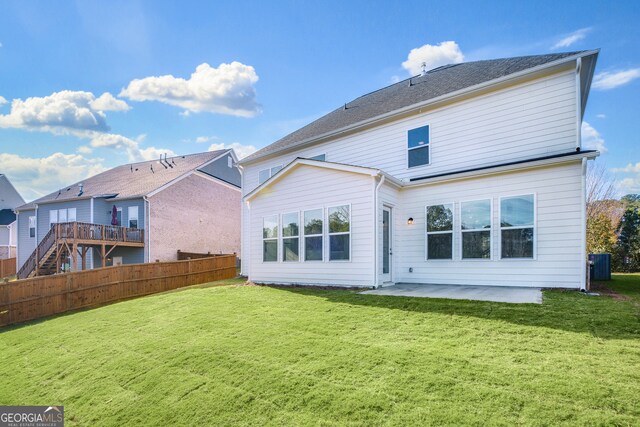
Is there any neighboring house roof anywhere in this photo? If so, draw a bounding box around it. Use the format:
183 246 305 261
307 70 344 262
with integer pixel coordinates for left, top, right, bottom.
16 150 231 211
241 50 598 164
0 209 16 225
0 174 26 210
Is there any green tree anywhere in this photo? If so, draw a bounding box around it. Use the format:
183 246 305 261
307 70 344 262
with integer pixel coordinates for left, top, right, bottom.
613 199 640 272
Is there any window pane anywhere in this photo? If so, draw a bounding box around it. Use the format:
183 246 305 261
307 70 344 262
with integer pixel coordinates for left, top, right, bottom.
408 125 429 149
304 209 323 235
129 219 138 229
408 146 429 168
501 195 534 227
427 204 453 232
270 165 283 176
263 215 278 239
305 236 323 261
263 240 278 262
501 228 534 258
282 213 299 237
330 234 350 261
427 233 452 259
283 238 299 261
462 231 491 259
309 154 326 161
461 200 491 230
258 169 270 184
328 205 349 233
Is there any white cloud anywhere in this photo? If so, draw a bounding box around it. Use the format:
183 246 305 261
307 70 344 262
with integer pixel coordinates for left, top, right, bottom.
612 163 640 174
592 68 640 90
195 135 218 144
89 92 130 112
596 113 606 119
77 146 93 154
0 96 7 105
0 152 107 201
581 121 606 153
551 28 591 50
402 41 464 75
618 174 640 194
89 133 174 162
208 142 257 159
120 62 261 117
0 90 128 135
582 121 608 153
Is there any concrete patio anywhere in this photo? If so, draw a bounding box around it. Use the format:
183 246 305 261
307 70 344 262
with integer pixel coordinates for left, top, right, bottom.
360 283 543 304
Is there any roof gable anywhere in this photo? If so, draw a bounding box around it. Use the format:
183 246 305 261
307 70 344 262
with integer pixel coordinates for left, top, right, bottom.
0 209 16 225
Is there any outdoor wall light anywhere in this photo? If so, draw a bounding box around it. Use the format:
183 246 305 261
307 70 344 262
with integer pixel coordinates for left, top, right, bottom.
407 217 414 225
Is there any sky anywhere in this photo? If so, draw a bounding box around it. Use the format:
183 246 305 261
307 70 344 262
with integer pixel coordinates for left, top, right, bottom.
0 0 639 201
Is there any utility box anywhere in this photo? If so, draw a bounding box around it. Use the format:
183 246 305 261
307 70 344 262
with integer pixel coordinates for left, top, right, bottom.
588 253 611 281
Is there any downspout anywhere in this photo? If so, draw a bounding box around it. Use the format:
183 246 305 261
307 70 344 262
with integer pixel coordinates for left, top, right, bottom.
90 197 94 269
575 57 582 150
238 164 247 277
143 196 151 263
34 204 38 249
373 174 385 288
580 157 588 291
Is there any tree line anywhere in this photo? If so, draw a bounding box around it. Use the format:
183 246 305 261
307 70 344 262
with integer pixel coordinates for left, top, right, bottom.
587 165 640 272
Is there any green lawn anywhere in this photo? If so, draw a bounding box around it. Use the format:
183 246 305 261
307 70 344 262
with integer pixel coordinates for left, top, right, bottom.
0 276 639 426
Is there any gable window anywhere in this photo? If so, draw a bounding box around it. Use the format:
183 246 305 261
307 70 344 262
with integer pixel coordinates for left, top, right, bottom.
461 200 491 259
309 154 326 161
128 206 139 229
304 209 323 261
29 216 36 238
500 195 535 259
258 165 284 185
408 125 430 168
227 156 233 168
426 204 453 260
328 205 350 261
263 215 279 262
282 212 300 262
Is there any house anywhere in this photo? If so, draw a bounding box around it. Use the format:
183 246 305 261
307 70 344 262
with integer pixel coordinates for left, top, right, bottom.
239 50 600 290
0 174 25 260
15 150 241 279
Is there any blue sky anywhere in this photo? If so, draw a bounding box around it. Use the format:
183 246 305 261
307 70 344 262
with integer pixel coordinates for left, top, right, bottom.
1 0 639 201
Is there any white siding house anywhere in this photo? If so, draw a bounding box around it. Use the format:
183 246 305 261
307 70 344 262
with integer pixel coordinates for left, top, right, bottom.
240 50 600 290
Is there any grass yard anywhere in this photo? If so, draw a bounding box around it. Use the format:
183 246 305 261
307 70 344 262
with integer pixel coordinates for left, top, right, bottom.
0 276 639 426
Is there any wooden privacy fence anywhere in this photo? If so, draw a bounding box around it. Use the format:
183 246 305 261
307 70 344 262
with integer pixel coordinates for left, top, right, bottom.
0 255 236 327
1 258 16 278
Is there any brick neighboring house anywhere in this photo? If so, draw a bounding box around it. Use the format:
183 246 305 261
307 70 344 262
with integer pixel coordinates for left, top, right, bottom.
15 150 241 278
0 174 25 260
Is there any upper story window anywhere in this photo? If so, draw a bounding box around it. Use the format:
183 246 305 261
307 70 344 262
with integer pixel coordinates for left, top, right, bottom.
500 195 535 259
258 165 283 184
309 154 326 161
128 206 139 229
227 156 233 168
408 125 430 168
29 216 36 238
49 208 77 227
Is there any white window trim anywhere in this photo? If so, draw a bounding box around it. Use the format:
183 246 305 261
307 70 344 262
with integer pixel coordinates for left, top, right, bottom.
29 216 36 238
262 214 279 263
327 204 352 262
425 202 455 261
459 198 493 261
407 124 431 169
281 211 300 263
302 207 324 262
498 193 537 261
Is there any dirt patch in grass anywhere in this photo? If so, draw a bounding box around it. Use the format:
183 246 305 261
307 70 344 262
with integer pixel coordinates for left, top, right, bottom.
591 282 632 302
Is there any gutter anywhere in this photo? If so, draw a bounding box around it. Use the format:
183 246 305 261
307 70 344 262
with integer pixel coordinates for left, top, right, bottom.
144 196 151 263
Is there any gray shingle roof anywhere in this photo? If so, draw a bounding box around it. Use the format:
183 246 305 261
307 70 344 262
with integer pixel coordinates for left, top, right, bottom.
17 150 228 211
242 51 587 163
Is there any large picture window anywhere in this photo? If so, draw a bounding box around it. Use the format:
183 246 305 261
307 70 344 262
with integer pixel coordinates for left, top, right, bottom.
500 195 535 259
408 125 430 168
426 204 453 259
328 205 350 261
263 215 279 262
304 209 323 261
282 212 299 262
461 200 491 259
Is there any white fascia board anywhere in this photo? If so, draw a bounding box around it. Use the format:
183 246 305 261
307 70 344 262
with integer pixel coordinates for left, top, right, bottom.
240 50 600 165
244 158 382 201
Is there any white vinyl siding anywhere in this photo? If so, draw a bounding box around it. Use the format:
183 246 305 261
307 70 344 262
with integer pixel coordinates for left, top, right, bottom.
247 166 374 287
242 70 577 194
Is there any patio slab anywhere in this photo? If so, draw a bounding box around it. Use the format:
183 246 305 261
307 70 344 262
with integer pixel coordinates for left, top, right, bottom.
360 283 543 304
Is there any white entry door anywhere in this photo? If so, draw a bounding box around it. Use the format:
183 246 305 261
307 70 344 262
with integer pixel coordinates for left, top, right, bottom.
382 207 392 283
